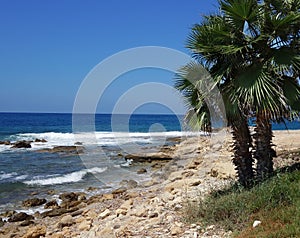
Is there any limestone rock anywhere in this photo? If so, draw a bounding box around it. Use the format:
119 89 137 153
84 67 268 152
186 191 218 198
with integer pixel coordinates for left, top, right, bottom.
112 187 127 195
8 212 33 222
48 234 64 238
58 215 73 228
102 193 114 200
60 200 82 209
131 206 148 217
59 192 78 202
120 199 133 210
160 192 174 203
148 212 159 218
168 171 183 182
41 207 78 218
44 200 59 209
98 209 111 219
116 208 127 216
137 168 147 174
97 226 114 237
171 226 183 236
23 225 46 238
125 152 173 163
36 146 84 154
22 198 47 207
20 220 35 226
127 179 138 188
78 220 91 231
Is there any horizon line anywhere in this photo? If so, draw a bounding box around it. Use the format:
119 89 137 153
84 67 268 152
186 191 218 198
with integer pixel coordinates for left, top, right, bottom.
0 111 186 116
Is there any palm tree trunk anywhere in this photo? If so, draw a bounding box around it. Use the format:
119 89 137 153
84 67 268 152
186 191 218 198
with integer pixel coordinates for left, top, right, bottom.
231 117 254 188
254 111 275 181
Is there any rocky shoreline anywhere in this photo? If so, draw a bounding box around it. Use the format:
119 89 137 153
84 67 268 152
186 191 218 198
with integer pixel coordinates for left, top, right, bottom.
1 130 299 238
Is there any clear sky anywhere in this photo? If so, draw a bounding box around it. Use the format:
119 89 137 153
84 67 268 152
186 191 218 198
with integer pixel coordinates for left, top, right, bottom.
0 0 218 114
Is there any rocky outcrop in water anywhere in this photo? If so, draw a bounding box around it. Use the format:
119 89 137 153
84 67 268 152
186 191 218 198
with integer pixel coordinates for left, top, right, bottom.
36 146 84 154
12 141 32 148
0 141 11 145
34 138 47 143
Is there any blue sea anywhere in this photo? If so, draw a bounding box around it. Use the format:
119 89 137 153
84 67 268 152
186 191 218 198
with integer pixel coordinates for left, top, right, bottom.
0 112 299 214
0 112 185 214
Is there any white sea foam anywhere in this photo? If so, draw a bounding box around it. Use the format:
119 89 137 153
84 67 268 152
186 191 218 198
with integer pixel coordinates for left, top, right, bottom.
0 171 17 180
14 175 29 181
0 145 10 153
9 131 204 152
0 171 28 181
14 132 75 148
23 167 107 186
16 206 51 216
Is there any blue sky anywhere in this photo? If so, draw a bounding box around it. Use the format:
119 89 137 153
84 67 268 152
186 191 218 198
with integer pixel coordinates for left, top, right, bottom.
0 0 218 113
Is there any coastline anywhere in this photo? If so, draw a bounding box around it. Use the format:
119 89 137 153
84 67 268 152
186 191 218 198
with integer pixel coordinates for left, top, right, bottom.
0 130 299 238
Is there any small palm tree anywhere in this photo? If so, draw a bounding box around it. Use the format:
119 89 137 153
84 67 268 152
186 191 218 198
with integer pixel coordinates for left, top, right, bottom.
219 0 300 180
175 0 300 186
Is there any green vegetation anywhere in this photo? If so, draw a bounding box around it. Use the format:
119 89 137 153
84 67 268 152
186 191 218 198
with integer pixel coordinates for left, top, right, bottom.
183 169 300 237
175 0 300 187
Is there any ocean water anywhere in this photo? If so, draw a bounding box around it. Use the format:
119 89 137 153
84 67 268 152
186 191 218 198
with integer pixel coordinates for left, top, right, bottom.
0 113 185 213
0 113 299 214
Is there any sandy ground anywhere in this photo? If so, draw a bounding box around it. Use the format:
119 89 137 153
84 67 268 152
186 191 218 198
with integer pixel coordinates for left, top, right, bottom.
273 130 300 151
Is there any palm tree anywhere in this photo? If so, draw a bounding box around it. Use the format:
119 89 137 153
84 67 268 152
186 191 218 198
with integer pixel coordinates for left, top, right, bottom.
175 0 300 185
175 62 254 187
220 0 300 180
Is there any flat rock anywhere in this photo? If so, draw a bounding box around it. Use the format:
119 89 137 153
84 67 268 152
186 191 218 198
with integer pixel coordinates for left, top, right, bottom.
125 152 172 163
36 146 84 154
41 207 78 218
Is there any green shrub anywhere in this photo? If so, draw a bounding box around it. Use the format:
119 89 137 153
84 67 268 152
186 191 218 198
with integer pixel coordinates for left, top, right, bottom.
183 170 300 236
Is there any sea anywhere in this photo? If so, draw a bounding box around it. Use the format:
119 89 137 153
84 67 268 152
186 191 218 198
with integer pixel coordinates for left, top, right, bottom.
0 112 299 215
0 112 186 214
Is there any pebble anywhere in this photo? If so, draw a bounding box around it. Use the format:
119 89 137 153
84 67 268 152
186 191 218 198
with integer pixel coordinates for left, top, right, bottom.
98 209 111 219
58 214 73 228
78 220 91 231
171 225 183 236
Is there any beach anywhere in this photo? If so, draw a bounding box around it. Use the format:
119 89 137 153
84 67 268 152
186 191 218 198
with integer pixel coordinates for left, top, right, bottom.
1 129 299 238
